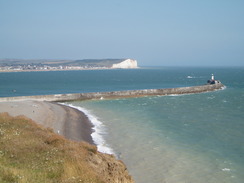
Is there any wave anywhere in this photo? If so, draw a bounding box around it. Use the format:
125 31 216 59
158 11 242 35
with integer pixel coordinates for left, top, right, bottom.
221 85 227 90
59 103 115 155
186 76 205 79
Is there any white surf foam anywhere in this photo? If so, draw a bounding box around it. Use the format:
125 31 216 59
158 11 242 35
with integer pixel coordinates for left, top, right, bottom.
59 103 115 155
222 168 231 172
221 85 227 90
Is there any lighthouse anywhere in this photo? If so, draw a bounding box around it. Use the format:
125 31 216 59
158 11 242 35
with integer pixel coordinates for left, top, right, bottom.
207 74 221 84
208 74 215 84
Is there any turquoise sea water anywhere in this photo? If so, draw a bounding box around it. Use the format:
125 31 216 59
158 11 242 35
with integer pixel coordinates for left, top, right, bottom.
0 67 225 97
1 67 244 182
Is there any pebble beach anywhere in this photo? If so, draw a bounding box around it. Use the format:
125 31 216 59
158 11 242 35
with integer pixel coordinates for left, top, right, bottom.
0 100 94 144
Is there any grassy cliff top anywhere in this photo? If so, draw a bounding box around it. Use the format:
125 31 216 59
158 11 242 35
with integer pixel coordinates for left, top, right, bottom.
0 113 133 183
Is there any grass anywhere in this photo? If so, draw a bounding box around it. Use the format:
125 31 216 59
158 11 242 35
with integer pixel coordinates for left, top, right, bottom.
0 113 105 183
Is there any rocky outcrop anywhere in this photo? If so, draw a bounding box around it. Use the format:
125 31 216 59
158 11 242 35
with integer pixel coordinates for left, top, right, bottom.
111 59 138 69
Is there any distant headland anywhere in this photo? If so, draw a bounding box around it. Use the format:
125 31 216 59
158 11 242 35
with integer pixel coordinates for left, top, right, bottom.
0 58 138 72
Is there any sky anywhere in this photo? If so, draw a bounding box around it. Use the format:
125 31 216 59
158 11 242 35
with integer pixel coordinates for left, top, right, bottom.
0 0 244 66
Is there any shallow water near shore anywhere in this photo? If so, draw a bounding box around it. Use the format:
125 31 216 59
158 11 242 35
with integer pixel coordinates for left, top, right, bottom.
1 67 244 182
67 67 244 183
70 89 244 183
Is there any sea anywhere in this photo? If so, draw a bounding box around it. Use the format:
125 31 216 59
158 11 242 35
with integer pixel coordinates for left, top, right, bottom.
1 67 244 183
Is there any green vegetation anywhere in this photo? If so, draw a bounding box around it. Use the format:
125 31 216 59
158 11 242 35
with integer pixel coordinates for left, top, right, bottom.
0 59 124 68
0 113 104 183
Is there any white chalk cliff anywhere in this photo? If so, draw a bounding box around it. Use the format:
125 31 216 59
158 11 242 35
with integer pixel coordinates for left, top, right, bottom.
111 59 138 69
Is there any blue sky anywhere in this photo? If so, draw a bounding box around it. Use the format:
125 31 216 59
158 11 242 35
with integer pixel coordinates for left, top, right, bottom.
0 0 244 66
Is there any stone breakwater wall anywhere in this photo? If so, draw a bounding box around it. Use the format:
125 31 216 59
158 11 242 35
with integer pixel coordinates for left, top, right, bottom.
0 83 224 102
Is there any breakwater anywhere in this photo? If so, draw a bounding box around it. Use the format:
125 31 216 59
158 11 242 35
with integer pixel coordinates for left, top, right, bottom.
0 83 224 102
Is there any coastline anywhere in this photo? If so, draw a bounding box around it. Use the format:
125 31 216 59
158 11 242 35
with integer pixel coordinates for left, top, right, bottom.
0 84 226 182
0 103 135 183
0 100 94 145
0 83 225 154
0 67 125 73
62 103 115 154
